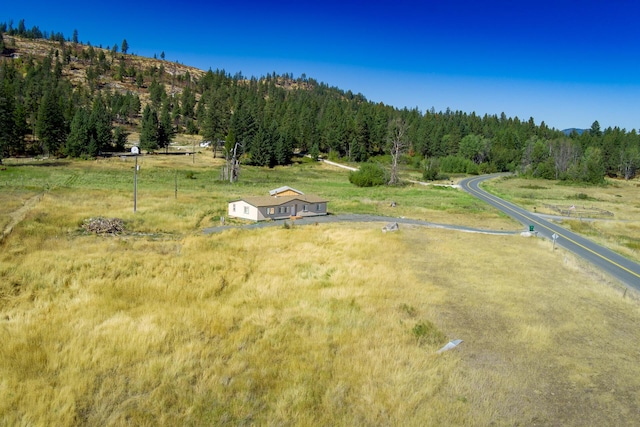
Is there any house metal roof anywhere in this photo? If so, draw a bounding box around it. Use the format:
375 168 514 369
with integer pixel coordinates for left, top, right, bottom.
230 194 328 207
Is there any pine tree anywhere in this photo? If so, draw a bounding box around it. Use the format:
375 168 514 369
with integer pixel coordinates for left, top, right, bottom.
157 102 174 152
148 79 165 108
582 147 605 183
589 120 602 137
113 126 129 152
201 90 229 148
12 102 28 156
181 85 196 118
88 95 113 156
36 88 67 156
121 39 129 55
65 107 90 157
0 80 15 163
274 132 293 166
250 122 275 167
140 104 158 151
17 19 26 36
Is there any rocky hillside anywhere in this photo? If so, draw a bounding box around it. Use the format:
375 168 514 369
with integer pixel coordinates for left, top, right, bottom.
3 35 206 106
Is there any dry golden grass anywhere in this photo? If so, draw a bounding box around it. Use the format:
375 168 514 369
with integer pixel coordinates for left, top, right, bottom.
1 160 640 425
0 190 29 232
2 222 640 426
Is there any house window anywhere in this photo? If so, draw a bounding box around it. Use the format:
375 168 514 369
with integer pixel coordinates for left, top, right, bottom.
269 208 275 215
232 204 236 212
303 204 308 212
316 204 321 211
244 206 250 214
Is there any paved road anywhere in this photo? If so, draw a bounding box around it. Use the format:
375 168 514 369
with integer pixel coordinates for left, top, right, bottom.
460 174 640 290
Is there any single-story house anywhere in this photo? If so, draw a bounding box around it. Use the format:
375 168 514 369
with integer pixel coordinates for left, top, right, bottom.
228 193 328 221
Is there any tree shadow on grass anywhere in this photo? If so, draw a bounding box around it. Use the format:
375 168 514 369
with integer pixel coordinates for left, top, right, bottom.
4 159 72 168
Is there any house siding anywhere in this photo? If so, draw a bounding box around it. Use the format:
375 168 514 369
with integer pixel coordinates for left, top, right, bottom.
228 194 328 222
257 202 327 220
228 201 259 221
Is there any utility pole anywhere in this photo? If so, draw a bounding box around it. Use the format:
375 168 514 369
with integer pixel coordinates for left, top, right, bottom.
134 154 138 212
132 146 140 212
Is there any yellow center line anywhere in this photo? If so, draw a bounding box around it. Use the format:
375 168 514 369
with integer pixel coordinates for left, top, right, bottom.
463 177 640 280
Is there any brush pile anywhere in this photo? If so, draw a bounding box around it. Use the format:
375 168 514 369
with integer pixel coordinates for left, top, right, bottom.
82 217 125 234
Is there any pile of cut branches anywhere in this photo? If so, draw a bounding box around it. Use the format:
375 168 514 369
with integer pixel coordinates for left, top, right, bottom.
82 217 125 234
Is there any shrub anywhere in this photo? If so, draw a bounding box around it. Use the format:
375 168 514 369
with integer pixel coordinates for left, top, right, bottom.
440 155 476 174
408 154 424 170
412 320 445 346
465 162 479 175
423 167 439 181
309 143 320 161
533 159 556 180
422 157 441 181
349 163 387 187
327 150 340 162
478 162 496 174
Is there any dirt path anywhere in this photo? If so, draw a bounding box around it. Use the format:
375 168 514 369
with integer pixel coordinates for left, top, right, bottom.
1 193 44 242
203 213 521 235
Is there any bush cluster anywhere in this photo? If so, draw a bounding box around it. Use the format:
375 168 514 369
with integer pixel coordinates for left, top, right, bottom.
349 163 388 187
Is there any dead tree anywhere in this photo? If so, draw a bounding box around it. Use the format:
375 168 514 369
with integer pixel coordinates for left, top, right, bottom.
230 141 240 183
388 118 409 185
221 141 242 183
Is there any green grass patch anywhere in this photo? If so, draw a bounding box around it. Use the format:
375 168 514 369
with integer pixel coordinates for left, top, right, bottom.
412 320 446 346
567 192 596 201
519 184 548 190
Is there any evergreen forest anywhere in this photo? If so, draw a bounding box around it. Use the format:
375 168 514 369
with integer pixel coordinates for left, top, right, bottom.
1 20 639 183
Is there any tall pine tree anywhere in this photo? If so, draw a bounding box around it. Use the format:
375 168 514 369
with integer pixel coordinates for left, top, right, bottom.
140 104 158 151
36 87 67 156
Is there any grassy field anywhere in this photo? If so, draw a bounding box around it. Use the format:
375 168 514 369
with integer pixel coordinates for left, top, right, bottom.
485 175 640 263
1 157 640 425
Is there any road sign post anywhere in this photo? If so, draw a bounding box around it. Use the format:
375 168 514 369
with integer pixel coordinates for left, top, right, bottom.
552 233 559 250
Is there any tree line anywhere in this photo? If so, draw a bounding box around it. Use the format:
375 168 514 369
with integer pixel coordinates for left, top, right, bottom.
1 22 639 183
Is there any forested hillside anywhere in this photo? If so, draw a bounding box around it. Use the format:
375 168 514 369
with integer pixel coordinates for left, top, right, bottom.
1 20 639 182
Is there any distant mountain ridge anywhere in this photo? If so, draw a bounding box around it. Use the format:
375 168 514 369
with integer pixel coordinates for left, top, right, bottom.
562 128 588 136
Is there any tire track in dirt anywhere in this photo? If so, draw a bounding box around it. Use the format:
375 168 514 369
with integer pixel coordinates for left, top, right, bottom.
1 193 44 242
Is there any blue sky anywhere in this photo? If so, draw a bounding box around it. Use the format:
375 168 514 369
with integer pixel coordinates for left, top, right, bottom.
5 0 640 130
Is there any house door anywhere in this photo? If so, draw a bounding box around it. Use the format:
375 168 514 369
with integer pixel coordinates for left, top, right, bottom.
292 204 296 216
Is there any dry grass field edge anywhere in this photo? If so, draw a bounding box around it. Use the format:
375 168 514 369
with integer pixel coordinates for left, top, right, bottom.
1 158 640 425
